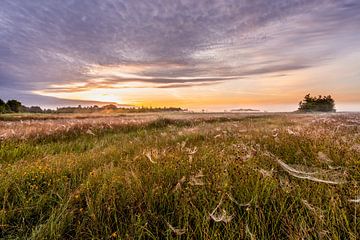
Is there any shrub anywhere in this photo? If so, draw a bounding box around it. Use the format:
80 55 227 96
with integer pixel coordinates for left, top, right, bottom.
298 94 335 112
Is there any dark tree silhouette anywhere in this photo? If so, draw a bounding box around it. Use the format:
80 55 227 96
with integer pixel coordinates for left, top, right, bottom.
6 99 22 113
0 99 8 113
298 94 335 112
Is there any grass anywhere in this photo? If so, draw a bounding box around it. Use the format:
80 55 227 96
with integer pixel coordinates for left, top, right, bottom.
0 113 359 239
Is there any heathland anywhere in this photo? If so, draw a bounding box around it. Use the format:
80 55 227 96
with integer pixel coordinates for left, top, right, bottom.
0 112 359 239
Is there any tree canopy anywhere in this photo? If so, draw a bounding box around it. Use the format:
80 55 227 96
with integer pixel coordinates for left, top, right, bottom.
298 94 335 112
6 100 22 113
0 99 10 113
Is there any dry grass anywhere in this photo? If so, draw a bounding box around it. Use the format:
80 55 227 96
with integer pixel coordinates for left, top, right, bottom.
0 112 267 140
0 112 359 239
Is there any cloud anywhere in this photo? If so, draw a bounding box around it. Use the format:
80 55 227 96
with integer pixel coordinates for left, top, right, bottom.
0 89 117 108
0 0 359 106
40 78 224 93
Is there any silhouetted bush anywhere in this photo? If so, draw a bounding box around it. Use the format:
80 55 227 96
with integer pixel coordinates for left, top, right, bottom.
298 94 335 112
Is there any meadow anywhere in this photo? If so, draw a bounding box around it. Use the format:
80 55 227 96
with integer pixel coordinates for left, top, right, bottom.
0 112 359 239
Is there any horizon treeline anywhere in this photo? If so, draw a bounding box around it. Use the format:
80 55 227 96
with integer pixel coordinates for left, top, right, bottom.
0 98 185 114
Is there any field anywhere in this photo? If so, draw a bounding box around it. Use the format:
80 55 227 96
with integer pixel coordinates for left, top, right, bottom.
0 112 359 239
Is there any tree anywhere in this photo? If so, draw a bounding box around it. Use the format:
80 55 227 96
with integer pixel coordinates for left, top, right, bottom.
298 94 335 112
6 99 22 113
29 106 43 113
0 98 9 113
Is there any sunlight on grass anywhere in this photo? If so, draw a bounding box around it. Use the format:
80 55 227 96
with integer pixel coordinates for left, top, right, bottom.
0 113 359 239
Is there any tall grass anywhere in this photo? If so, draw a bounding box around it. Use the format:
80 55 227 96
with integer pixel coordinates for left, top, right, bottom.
0 113 359 239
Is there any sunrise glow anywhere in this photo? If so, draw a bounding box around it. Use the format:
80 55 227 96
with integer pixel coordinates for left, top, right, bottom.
1 1 359 111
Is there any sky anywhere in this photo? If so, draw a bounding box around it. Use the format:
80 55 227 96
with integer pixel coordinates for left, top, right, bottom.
0 0 360 112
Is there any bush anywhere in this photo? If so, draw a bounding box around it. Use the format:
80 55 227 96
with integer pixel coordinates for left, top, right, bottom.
298 94 335 112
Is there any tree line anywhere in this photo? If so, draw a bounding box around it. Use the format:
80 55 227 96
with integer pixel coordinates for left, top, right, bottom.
0 98 185 114
1 95 336 114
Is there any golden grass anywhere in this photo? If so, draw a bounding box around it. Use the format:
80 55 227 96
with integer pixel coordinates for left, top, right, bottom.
0 112 359 239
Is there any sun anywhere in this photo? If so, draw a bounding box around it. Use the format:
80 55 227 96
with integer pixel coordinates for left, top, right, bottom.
63 89 124 104
34 88 123 105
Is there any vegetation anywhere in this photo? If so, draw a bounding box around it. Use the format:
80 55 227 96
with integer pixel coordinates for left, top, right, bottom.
55 105 185 114
0 98 185 114
0 99 10 113
6 99 23 113
0 113 359 239
298 94 336 112
0 99 19 113
0 98 51 114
